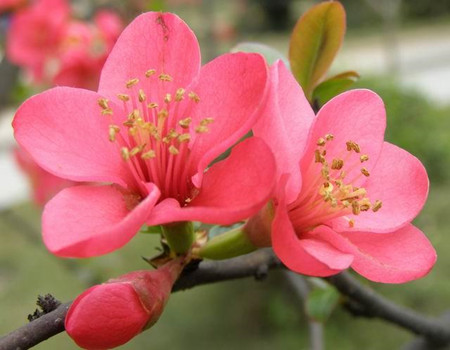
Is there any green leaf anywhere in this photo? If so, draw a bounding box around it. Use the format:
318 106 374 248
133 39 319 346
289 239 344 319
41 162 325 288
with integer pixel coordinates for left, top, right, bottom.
231 42 288 66
289 1 346 100
312 70 360 107
139 225 163 234
305 284 340 323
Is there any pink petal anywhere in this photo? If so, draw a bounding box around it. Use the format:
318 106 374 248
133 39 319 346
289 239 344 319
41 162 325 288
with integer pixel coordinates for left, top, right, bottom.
187 52 269 186
272 204 353 277
340 224 436 283
42 183 160 257
13 87 131 186
66 283 149 349
98 12 200 100
253 60 315 203
147 137 276 225
331 142 429 233
301 89 386 188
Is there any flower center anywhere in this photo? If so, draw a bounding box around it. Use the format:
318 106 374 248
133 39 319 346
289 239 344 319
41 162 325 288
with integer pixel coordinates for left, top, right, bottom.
97 70 213 204
288 134 382 231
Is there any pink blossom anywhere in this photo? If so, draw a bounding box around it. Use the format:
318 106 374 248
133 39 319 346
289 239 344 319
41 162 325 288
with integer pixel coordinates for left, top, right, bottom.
14 147 77 206
6 0 70 82
66 259 184 349
13 12 275 258
53 11 123 90
248 61 436 283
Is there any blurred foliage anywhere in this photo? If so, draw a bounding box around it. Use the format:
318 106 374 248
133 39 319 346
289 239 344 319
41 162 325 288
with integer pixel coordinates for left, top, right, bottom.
355 77 450 184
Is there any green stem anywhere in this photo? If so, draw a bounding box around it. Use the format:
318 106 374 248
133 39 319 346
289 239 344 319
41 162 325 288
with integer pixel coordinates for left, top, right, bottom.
161 222 195 255
197 226 257 260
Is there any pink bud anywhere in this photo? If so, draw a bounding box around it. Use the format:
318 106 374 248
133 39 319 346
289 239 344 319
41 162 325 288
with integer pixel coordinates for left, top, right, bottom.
65 259 184 349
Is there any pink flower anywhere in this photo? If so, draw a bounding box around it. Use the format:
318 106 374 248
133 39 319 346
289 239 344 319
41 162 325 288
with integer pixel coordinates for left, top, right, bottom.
14 147 77 206
13 12 275 258
53 11 123 90
248 61 436 283
66 259 184 349
6 0 70 82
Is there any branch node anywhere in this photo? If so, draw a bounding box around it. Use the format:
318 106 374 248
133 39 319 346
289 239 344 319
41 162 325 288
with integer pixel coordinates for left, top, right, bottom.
28 294 61 322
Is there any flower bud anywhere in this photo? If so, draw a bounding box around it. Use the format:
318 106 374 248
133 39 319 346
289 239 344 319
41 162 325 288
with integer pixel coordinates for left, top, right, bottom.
65 259 184 349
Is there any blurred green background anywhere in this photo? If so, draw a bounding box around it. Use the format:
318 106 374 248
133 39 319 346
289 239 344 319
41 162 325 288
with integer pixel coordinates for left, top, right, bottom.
1 0 450 349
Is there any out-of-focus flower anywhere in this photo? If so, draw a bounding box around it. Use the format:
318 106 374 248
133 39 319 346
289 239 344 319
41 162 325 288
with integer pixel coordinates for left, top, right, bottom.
14 147 77 206
245 61 436 283
66 258 184 349
13 12 275 258
6 0 70 81
54 11 123 90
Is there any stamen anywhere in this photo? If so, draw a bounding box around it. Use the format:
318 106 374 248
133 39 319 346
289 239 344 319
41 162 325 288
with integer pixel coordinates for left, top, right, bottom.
117 94 130 102
141 150 156 159
348 219 355 228
331 158 344 170
121 147 130 161
108 125 120 142
147 102 158 109
145 69 156 77
126 78 139 88
179 117 192 128
352 201 360 215
325 134 334 141
169 145 179 155
188 91 200 103
98 98 109 109
317 138 326 146
200 117 214 126
346 141 361 153
159 73 173 82
360 154 369 162
372 200 382 212
178 133 191 142
138 89 146 102
164 93 172 103
195 125 208 133
361 167 370 177
101 108 113 115
175 88 185 101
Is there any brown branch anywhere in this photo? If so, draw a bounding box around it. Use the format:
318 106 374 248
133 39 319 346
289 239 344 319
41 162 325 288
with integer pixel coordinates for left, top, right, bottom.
3 250 450 350
327 272 450 346
0 249 282 350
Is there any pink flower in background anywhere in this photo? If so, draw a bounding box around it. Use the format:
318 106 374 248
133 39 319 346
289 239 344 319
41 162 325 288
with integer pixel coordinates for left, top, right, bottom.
247 60 436 283
53 11 123 90
14 147 77 206
66 259 184 349
6 0 70 81
13 12 275 258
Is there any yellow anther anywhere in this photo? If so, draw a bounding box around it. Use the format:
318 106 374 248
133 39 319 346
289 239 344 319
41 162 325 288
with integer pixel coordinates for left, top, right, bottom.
352 201 360 215
101 108 113 115
178 133 191 143
147 102 158 109
169 145 179 155
129 127 137 136
168 129 178 139
117 93 130 102
321 165 330 180
317 138 326 146
361 167 370 177
123 120 134 127
348 219 355 228
342 200 351 208
98 98 109 109
188 91 200 103
314 150 325 164
339 170 347 179
175 88 185 101
159 73 173 82
331 158 344 170
138 89 146 102
346 141 361 153
164 93 172 103
335 180 343 188
158 109 168 118
179 117 192 129
325 134 334 141
130 146 144 156
108 125 120 142
145 69 156 77
372 200 382 212
126 78 139 88
360 154 369 163
141 150 156 159
195 125 208 133
200 117 214 126
127 109 140 121
121 147 130 161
